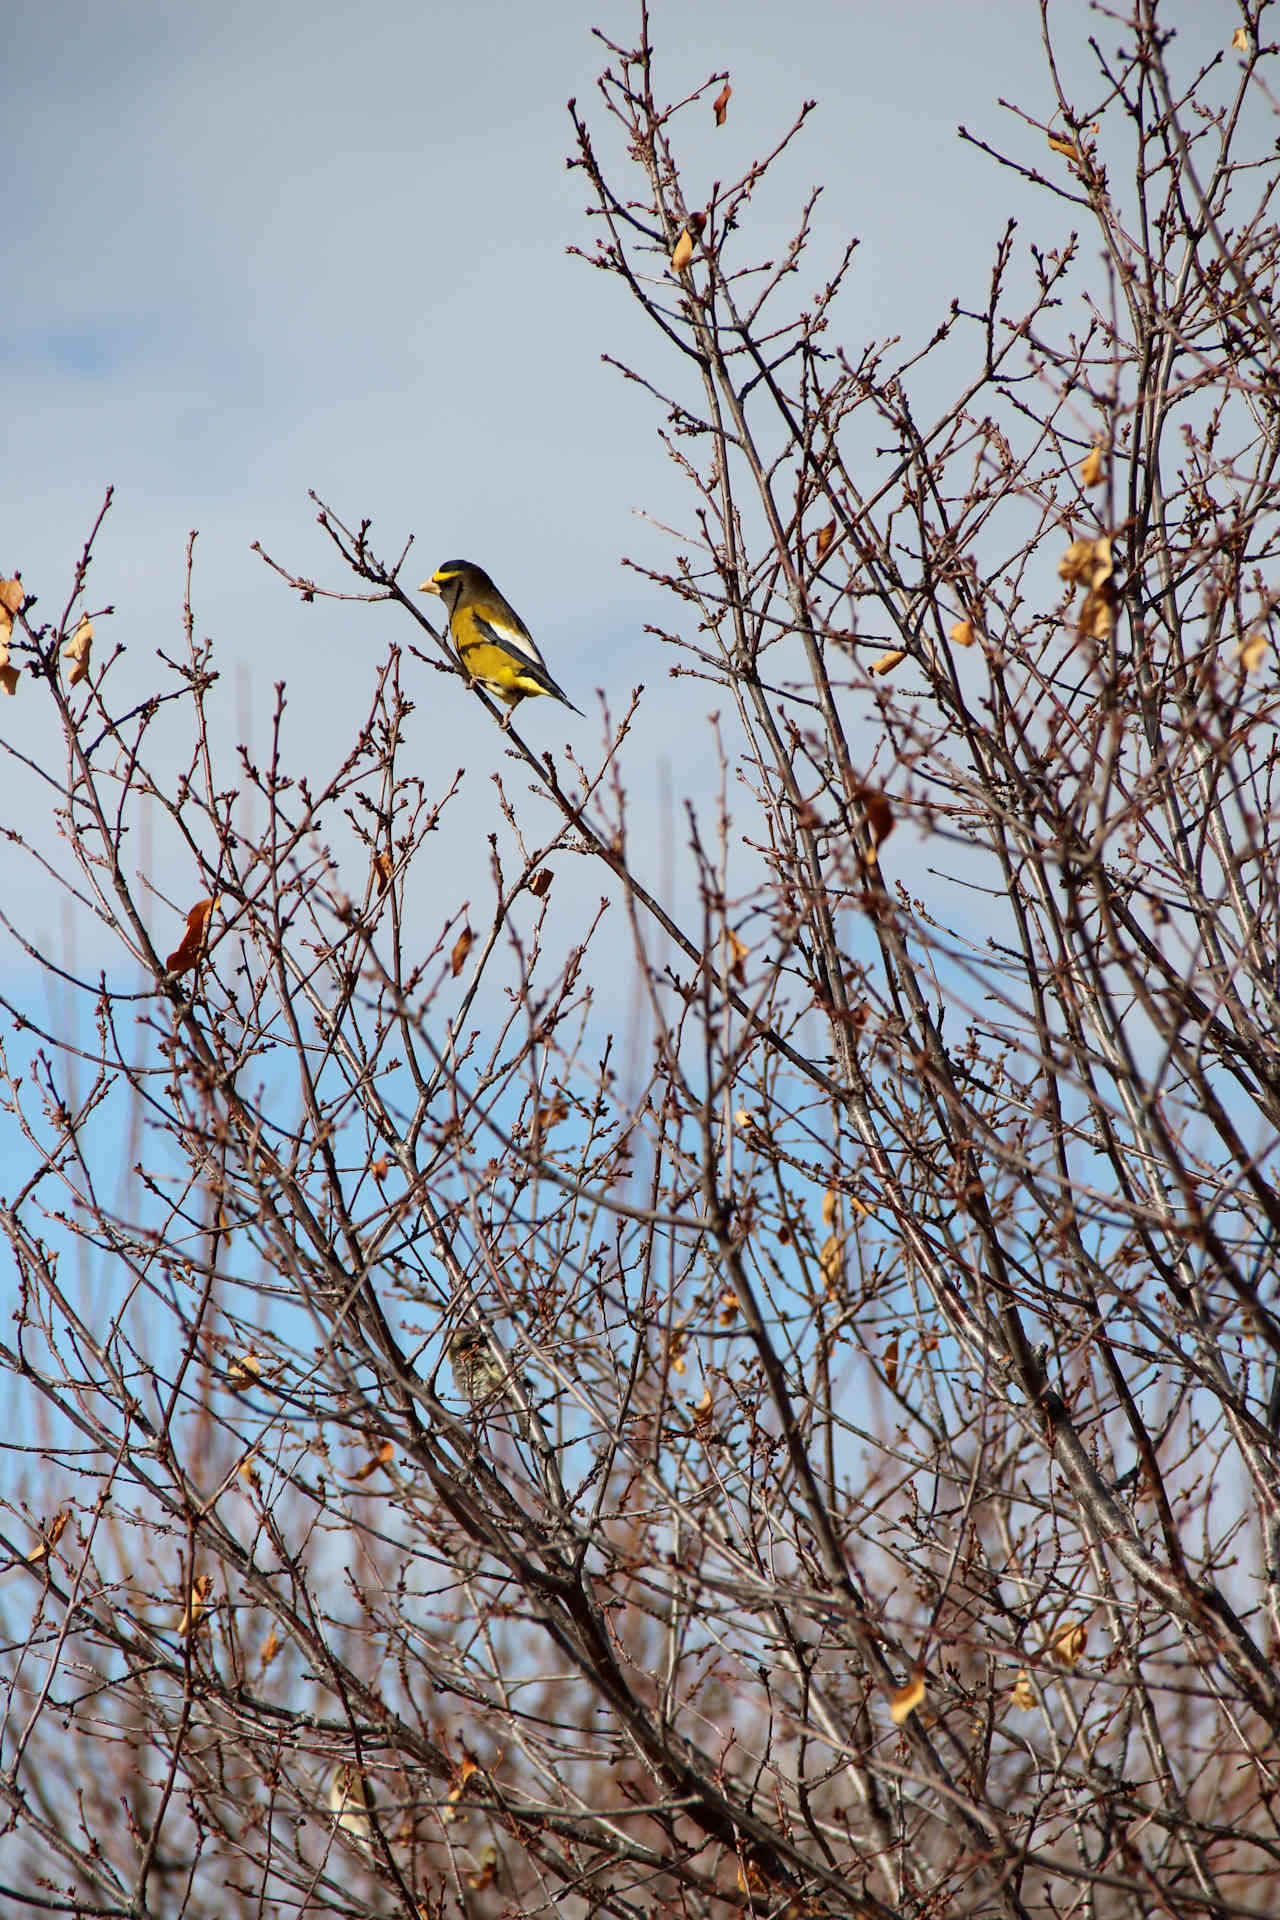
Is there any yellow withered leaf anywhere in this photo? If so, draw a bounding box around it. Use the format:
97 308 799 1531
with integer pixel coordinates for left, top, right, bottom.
1010 1671 1035 1710
1047 131 1080 161
870 648 907 676
166 897 215 976
1238 631 1270 672
814 519 837 561
0 578 22 618
63 616 93 687
450 925 473 976
821 1186 839 1228
1051 1618 1088 1667
671 227 695 273
25 1508 71 1567
949 618 976 647
1232 26 1251 52
717 1288 740 1324
178 1572 213 1637
818 1232 844 1298
727 929 749 980
259 1624 283 1671
1080 444 1106 487
889 1669 926 1725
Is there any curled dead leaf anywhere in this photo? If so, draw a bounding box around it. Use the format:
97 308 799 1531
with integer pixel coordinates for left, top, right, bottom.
1238 631 1270 672
259 1624 283 1671
692 1384 714 1430
1047 131 1080 162
370 1154 391 1181
25 1508 71 1567
883 1334 900 1389
352 1439 395 1482
0 662 18 697
450 925 474 976
889 1669 926 1725
727 929 749 980
165 897 215 976
870 648 907 677
818 1232 844 1299
670 226 695 273
178 1572 213 1637
949 618 976 648
717 1288 740 1325
1233 26 1251 52
1010 1671 1036 1711
372 850 394 893
813 519 837 561
0 578 23 618
63 616 93 687
528 867 553 898
713 79 732 126
1080 444 1106 487
821 1186 839 1228
1051 1618 1089 1667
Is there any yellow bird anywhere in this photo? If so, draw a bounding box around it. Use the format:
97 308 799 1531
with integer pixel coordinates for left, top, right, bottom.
418 559 582 714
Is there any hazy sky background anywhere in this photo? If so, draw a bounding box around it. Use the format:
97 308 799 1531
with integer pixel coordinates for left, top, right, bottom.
0 0 1235 990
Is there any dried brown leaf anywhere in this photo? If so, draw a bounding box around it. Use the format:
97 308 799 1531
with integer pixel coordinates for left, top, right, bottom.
528 867 553 898
1080 444 1105 487
259 1625 283 1672
1051 1618 1088 1667
713 80 732 125
0 578 23 617
372 850 394 893
813 519 836 561
949 618 976 647
178 1572 213 1637
166 898 215 976
1010 1671 1036 1711
883 1334 900 1389
450 925 474 976
670 227 695 273
63 616 93 687
821 1186 839 1228
1233 25 1251 52
352 1439 395 1482
1238 631 1270 672
727 929 749 980
25 1508 71 1567
870 648 907 677
1047 131 1080 161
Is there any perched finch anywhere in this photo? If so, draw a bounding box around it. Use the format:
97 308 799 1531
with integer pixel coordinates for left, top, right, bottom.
447 1323 510 1405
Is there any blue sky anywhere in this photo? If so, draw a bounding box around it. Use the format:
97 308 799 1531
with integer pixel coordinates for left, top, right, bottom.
1 0 1224 981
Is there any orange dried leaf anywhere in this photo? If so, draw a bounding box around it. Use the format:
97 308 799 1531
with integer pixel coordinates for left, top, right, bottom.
1232 26 1251 52
1047 131 1080 161
883 1334 900 1389
1238 631 1270 672
166 897 215 976
821 1186 839 1228
372 850 394 893
692 1384 714 1429
450 925 474 976
528 867 553 898
0 578 22 617
259 1624 283 1671
1080 444 1106 487
870 648 907 677
352 1439 395 1482
713 80 732 126
717 1288 740 1325
0 662 17 697
889 1669 926 1725
670 226 695 273
238 1452 260 1490
370 1154 391 1181
813 519 837 561
1010 1671 1036 1711
949 618 976 648
63 616 93 687
858 787 894 848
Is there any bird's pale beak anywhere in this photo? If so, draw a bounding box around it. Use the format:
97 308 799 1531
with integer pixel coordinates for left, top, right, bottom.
418 577 440 596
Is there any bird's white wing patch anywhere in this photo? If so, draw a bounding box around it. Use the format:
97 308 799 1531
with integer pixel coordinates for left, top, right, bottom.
474 609 546 669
